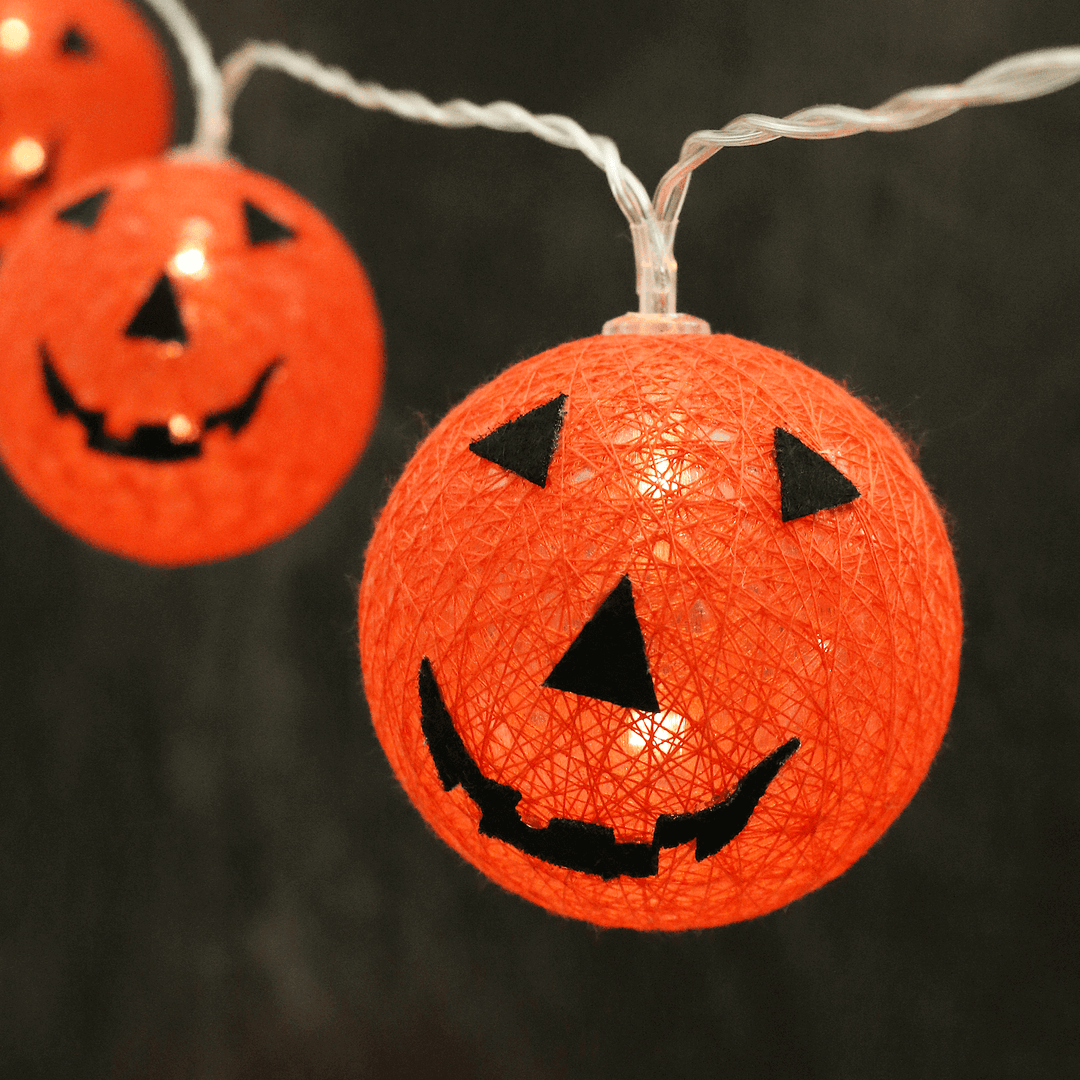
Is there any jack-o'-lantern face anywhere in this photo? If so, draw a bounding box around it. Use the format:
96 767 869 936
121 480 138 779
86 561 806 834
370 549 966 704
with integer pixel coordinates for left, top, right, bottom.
358 334 962 930
0 157 383 565
0 0 172 248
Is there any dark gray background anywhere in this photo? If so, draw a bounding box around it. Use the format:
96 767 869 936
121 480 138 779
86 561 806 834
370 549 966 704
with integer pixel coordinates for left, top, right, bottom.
1 1 1078 1076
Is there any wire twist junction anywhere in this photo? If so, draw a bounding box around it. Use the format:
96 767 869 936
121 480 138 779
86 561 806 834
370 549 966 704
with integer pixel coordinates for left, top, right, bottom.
218 43 1080 323
653 46 1080 226
142 0 1080 325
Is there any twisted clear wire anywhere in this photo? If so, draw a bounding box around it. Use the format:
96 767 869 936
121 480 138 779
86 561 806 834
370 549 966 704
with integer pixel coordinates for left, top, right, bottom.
165 18 1080 323
218 42 653 223
653 46 1080 225
219 42 1080 322
140 0 226 156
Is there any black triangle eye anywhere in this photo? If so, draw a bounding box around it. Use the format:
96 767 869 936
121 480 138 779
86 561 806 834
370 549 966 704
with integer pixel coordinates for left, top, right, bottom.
543 576 660 713
56 188 109 229
469 394 566 487
244 200 295 245
125 273 187 346
774 427 860 521
60 25 92 57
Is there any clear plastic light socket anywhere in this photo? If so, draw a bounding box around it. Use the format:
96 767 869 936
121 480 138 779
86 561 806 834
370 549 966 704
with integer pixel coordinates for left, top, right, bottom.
602 311 711 334
602 219 710 335
632 218 677 315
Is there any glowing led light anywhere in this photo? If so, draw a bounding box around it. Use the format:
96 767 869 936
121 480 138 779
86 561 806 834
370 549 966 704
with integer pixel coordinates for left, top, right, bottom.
171 247 206 277
168 414 197 443
0 18 30 53
170 218 212 279
8 137 46 177
636 453 703 498
625 710 687 755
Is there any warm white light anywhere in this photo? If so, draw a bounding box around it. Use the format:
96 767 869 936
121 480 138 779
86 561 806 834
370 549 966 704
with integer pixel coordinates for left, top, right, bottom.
0 18 30 53
168 415 198 443
8 136 45 177
636 453 702 498
170 218 213 279
625 710 687 755
171 247 206 277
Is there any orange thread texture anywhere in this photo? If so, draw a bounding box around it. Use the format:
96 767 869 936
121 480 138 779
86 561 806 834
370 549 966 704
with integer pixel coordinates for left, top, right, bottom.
359 334 962 930
0 157 383 565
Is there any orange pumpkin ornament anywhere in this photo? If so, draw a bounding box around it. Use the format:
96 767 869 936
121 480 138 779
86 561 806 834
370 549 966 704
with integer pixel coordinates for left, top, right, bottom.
0 156 383 565
0 0 172 250
358 333 961 930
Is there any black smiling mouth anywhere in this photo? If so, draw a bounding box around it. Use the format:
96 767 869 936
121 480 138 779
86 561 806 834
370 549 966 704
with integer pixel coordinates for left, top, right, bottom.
40 343 279 463
419 657 800 880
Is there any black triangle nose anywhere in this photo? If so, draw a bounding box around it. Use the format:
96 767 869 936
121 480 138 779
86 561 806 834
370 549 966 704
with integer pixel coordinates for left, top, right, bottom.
125 273 187 346
543 575 660 713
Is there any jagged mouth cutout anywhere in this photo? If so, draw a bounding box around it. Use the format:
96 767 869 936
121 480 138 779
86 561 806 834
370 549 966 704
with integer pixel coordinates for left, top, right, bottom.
41 342 278 463
414 392 865 880
38 189 297 462
422 656 800 879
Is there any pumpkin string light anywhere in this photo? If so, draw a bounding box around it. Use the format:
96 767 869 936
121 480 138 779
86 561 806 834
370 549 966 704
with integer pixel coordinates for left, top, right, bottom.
0 0 390 565
0 0 1077 918
0 0 653 565
0 0 174 250
356 46 1080 929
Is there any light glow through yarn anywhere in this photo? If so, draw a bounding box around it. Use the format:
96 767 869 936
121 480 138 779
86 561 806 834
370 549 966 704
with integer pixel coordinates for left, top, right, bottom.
359 333 962 930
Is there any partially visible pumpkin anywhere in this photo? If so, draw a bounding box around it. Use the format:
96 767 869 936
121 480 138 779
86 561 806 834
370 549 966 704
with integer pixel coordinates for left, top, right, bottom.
0 0 173 250
0 156 384 565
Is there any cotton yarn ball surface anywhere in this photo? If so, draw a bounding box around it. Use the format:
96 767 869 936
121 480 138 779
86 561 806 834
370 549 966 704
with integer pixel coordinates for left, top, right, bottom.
0 156 383 565
0 0 172 250
358 333 962 930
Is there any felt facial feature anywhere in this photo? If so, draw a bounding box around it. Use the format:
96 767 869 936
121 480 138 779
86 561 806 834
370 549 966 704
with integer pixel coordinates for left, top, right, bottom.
542 575 660 712
38 189 291 462
0 158 384 566
41 343 278 463
468 394 567 487
124 272 187 345
774 426 861 520
55 185 107 227
421 653 801 880
0 0 172 248
359 334 962 930
424 415 856 875
60 24 92 56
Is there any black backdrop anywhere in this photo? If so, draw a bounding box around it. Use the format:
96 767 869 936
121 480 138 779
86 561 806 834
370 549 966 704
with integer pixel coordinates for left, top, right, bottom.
2 1 1079 1076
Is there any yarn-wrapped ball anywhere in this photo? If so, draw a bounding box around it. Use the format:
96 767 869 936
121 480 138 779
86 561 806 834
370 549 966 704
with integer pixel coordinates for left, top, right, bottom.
0 0 172 250
358 334 962 930
0 156 383 565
